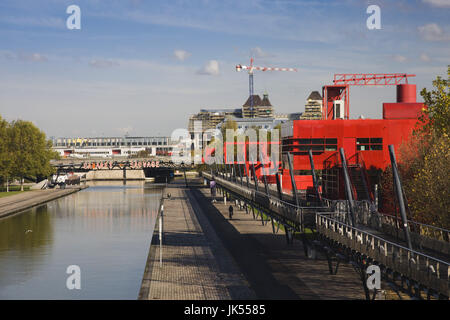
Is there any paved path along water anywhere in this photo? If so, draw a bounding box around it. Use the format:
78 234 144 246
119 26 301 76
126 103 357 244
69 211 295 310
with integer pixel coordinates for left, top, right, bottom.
140 180 255 300
140 179 365 300
0 186 87 219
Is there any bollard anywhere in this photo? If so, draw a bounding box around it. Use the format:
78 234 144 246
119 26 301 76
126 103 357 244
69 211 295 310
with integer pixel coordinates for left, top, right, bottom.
159 215 162 267
160 204 164 238
224 196 227 205
159 204 164 267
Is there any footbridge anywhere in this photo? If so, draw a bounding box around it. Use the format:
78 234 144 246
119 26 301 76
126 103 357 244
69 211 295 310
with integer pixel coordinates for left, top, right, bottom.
50 158 194 182
50 158 193 172
201 168 450 300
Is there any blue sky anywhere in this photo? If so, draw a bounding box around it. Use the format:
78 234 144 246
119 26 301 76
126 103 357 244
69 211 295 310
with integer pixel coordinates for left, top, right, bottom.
0 0 449 137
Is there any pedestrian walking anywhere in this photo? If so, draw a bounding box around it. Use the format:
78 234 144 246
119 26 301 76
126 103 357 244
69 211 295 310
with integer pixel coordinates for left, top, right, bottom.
210 179 217 203
228 205 234 220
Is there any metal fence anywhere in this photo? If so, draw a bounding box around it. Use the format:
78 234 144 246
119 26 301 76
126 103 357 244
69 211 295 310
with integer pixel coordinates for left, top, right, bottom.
317 212 450 297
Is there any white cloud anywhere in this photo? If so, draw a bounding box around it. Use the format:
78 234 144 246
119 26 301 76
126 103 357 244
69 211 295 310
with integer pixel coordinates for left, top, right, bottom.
422 0 450 8
250 47 274 59
88 59 120 68
420 53 431 62
392 55 407 63
197 60 220 76
23 53 48 62
1 51 48 62
418 23 450 41
173 50 191 61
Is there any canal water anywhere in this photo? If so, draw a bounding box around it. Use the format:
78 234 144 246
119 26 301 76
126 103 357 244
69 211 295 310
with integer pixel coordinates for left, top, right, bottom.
0 181 163 299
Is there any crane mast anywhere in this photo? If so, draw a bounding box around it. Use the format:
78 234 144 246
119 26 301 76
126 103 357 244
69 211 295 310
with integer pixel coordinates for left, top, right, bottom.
236 58 297 118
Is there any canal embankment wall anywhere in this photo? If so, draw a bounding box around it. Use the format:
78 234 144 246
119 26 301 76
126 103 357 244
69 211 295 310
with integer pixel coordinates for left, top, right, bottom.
0 186 88 219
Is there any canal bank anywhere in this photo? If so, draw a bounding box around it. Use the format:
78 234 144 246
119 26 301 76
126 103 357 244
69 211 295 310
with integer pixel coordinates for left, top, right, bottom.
139 178 254 300
140 178 366 300
0 186 88 219
0 181 162 299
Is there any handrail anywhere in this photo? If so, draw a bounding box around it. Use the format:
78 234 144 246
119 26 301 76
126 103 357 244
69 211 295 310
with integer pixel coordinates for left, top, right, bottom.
320 196 450 238
379 212 450 242
207 171 325 211
316 212 450 283
207 171 450 239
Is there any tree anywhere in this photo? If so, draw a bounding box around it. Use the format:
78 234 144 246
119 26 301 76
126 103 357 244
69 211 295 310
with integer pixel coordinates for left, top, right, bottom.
419 65 450 139
220 116 238 141
0 116 12 188
381 67 450 229
8 120 56 191
407 133 450 227
409 66 450 228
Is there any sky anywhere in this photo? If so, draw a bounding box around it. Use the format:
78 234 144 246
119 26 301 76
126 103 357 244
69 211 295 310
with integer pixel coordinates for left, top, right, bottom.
0 0 449 138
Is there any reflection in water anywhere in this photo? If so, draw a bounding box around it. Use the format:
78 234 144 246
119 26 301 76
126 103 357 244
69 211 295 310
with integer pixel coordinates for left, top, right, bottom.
0 205 53 288
0 181 162 299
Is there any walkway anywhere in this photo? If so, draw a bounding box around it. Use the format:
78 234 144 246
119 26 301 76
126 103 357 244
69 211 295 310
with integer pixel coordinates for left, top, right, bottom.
0 186 87 219
139 179 255 300
140 178 366 300
192 185 365 299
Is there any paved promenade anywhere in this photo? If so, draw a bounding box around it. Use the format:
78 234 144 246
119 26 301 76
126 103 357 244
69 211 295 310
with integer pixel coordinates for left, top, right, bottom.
139 179 255 300
140 178 366 300
192 185 365 300
0 186 87 219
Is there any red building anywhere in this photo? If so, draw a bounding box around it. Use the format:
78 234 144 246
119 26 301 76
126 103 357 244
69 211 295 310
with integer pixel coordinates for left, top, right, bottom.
280 82 426 200
204 75 425 202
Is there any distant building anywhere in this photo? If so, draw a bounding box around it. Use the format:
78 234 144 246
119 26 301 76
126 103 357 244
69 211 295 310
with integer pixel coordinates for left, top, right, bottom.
187 92 300 149
52 136 174 158
299 91 323 120
242 93 274 118
188 108 242 150
188 108 242 133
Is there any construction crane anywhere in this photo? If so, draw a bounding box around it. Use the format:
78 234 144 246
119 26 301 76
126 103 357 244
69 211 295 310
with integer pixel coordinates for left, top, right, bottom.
323 73 417 120
332 73 416 86
236 58 297 118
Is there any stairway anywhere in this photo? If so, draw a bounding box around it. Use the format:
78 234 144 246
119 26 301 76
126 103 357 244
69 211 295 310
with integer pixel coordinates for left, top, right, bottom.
348 164 370 201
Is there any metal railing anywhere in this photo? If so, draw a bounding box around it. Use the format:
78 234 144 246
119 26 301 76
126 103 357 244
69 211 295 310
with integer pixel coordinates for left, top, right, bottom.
207 171 450 246
205 171 328 228
378 213 450 243
316 212 450 296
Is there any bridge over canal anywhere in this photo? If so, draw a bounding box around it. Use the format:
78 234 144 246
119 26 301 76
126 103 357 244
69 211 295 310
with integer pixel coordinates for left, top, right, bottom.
50 158 194 182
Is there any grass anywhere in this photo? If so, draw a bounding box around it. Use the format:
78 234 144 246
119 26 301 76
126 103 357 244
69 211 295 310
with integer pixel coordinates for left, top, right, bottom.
0 185 31 198
0 191 25 198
